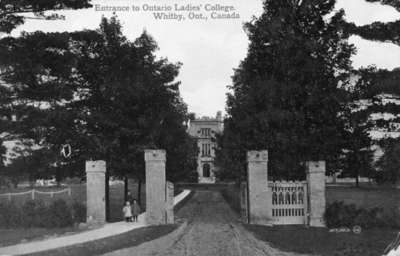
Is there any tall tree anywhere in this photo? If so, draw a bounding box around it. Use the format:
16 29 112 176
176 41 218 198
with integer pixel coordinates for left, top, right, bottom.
341 102 374 186
0 85 11 166
346 0 400 46
352 67 400 138
338 0 400 185
0 17 197 183
350 67 400 184
376 139 400 184
0 0 92 34
216 0 355 181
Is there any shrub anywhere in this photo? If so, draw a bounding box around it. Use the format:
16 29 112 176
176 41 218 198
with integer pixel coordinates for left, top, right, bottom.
381 207 400 228
0 201 22 228
21 200 48 228
324 201 358 228
46 199 73 228
0 199 84 229
72 201 86 223
325 201 393 229
353 207 384 228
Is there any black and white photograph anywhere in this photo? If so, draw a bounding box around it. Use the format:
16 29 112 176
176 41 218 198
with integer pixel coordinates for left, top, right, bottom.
0 0 400 255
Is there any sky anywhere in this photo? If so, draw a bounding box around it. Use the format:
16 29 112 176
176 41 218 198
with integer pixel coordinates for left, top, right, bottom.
10 0 400 117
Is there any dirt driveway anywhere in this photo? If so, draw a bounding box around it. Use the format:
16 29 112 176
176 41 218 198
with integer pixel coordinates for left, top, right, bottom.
106 190 309 256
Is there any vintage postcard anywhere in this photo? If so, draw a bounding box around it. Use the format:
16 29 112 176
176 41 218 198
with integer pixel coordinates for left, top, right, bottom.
0 0 400 255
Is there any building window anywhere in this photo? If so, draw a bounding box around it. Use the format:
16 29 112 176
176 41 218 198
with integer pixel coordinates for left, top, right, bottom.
200 128 211 137
201 143 211 156
203 163 211 177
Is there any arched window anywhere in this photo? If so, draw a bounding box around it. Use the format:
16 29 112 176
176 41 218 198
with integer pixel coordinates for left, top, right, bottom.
203 163 211 177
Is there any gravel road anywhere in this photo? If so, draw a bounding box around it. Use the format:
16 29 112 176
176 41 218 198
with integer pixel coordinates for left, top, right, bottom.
153 190 308 256
105 190 309 256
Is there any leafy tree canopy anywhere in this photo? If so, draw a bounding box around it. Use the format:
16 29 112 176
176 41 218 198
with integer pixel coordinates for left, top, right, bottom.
345 0 400 46
376 139 400 184
0 16 197 182
216 0 356 181
0 0 92 33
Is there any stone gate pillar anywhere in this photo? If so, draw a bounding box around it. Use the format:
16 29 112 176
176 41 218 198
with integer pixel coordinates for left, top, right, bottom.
247 150 271 225
145 149 167 225
306 161 326 227
86 160 106 224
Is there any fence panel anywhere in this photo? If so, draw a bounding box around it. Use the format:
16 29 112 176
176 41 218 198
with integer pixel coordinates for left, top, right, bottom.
268 181 308 225
0 188 72 205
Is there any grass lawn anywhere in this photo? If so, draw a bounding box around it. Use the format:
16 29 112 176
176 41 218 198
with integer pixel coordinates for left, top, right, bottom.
0 181 188 247
0 180 146 222
326 185 400 209
222 184 400 216
245 225 397 256
0 227 85 247
0 181 143 246
0 179 145 206
24 225 177 256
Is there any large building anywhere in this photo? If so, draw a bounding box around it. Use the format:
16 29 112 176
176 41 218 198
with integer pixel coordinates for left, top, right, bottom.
187 112 223 183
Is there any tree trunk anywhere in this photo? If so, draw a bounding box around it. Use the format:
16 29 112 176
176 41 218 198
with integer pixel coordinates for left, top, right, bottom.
124 176 128 202
55 167 62 187
105 171 110 222
355 168 359 187
137 179 142 207
354 154 360 187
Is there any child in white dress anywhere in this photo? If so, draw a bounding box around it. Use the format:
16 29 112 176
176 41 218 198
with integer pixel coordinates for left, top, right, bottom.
122 201 133 222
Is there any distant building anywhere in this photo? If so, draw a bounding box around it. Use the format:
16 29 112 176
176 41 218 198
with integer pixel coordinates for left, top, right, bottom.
187 111 223 183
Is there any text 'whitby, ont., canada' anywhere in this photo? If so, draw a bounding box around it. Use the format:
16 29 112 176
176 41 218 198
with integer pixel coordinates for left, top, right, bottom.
94 3 241 21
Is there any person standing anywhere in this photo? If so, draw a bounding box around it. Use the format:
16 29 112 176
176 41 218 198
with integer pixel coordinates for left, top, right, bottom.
132 199 141 222
122 201 133 222
127 190 134 204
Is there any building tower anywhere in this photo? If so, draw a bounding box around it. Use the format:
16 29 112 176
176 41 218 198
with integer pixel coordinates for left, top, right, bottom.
187 111 223 183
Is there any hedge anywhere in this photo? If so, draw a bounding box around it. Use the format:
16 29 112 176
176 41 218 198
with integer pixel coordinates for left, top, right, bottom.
0 199 86 229
324 201 400 229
